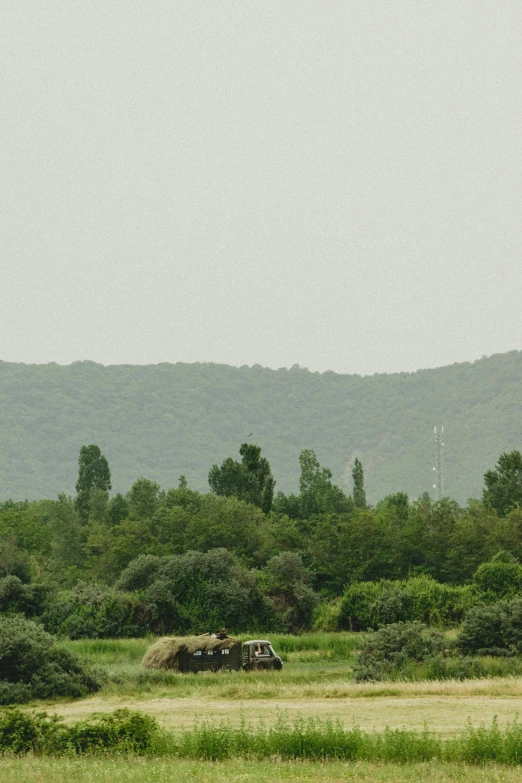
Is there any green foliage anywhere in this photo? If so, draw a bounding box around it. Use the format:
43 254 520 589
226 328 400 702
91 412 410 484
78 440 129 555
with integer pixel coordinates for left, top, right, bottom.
8 708 522 765
473 551 522 599
353 621 446 682
352 458 366 508
0 708 157 755
0 617 101 704
128 478 161 520
107 493 129 526
0 709 61 754
298 450 351 518
312 598 342 631
0 576 48 616
47 495 85 578
116 549 274 634
65 709 158 754
208 443 275 512
397 653 522 682
259 552 320 631
40 581 154 640
339 576 474 631
75 445 112 521
0 541 31 582
483 450 522 516
458 597 522 655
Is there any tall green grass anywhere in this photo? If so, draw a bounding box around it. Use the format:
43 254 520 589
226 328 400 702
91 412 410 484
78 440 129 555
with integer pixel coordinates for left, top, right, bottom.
63 638 151 665
136 713 522 764
266 632 359 661
4 708 522 765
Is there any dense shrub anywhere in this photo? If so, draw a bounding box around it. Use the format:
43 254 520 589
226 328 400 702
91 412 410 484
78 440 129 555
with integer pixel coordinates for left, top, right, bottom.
65 708 158 754
0 576 49 616
473 551 522 600
353 621 447 682
0 616 102 704
0 709 61 754
458 597 522 655
312 598 342 631
115 549 287 634
39 581 155 639
259 552 320 631
339 576 474 631
0 708 157 755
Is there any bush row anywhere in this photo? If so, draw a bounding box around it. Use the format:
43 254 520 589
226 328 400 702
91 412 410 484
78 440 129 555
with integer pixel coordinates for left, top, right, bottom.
0 549 318 636
4 708 522 765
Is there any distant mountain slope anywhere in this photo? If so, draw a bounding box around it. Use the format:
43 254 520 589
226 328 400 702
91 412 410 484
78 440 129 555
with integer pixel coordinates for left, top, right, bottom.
1 352 522 503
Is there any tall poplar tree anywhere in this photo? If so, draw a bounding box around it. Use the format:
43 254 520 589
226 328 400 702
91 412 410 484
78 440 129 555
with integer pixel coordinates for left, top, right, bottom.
352 457 367 508
75 444 112 521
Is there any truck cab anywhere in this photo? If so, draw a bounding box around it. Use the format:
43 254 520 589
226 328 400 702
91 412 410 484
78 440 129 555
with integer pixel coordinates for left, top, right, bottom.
242 639 283 671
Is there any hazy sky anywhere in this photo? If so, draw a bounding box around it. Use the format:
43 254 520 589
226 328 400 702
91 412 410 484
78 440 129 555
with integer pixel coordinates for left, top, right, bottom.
1 1 521 375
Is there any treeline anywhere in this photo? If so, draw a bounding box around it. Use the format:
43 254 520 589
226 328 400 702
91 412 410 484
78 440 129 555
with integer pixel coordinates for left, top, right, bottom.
2 443 522 635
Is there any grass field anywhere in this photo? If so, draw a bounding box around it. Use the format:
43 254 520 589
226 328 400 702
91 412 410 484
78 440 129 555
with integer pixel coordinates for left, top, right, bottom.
45 636 522 738
6 633 522 779
2 758 522 783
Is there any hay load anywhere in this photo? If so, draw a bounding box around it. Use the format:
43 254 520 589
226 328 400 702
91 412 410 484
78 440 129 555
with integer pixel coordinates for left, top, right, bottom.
142 635 242 673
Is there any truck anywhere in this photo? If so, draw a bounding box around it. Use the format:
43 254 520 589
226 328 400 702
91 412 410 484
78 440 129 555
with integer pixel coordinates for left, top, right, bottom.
142 635 283 674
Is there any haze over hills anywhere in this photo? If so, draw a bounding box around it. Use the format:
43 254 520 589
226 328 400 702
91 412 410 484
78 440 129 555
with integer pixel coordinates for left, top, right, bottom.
1 351 522 504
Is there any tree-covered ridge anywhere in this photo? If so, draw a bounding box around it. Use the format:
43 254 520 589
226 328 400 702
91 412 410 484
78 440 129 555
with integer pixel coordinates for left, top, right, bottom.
1 350 522 501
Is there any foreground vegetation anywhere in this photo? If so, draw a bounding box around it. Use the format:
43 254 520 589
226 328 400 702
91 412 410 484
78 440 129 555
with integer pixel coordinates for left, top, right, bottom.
6 706 522 766
2 757 521 783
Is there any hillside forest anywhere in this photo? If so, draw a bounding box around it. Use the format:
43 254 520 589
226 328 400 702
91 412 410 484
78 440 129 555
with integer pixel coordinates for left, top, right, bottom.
2 350 522 503
2 441 522 639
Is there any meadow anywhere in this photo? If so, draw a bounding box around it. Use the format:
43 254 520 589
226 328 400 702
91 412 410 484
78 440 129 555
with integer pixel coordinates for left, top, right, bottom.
3 632 522 781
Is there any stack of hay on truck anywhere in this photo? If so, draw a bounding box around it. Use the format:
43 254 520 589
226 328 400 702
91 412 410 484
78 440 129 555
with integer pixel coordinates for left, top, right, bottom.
142 635 242 673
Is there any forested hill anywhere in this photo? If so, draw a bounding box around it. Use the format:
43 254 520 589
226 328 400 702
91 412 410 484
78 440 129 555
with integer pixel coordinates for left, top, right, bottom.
1 351 522 503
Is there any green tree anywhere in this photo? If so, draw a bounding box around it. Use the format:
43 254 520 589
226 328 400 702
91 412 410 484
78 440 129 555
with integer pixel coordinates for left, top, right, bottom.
128 478 161 520
208 443 275 512
48 495 85 582
352 458 366 508
107 493 129 526
298 450 349 518
483 451 522 517
75 445 112 521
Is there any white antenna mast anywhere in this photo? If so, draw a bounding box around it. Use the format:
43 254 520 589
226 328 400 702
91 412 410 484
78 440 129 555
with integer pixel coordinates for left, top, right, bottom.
433 426 444 500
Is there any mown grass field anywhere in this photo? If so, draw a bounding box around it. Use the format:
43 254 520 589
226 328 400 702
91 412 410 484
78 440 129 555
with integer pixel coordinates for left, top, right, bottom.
5 633 522 780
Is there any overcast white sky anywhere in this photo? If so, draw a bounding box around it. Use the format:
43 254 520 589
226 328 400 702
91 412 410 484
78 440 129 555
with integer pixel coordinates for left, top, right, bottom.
1 1 521 376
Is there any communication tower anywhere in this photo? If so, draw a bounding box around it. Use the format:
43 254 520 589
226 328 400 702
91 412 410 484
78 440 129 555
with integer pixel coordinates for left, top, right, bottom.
433 426 444 500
